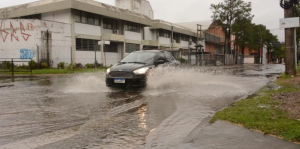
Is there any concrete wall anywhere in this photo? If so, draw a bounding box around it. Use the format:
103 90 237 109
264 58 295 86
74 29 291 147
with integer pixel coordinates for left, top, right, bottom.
159 37 170 45
42 9 71 24
0 19 71 67
75 23 101 36
181 41 189 49
75 51 101 65
125 31 141 41
115 0 154 19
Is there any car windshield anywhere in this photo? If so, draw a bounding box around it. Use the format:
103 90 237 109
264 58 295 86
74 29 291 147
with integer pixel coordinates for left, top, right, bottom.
120 52 156 64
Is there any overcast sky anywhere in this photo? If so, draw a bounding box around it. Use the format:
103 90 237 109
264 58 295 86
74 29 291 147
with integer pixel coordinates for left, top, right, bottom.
0 0 285 41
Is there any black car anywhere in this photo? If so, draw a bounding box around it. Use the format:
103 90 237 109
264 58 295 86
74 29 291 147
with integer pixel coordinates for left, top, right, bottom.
106 50 181 87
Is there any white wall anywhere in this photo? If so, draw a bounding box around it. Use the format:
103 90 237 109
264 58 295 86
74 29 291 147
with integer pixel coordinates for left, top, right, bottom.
181 41 189 49
0 19 72 67
125 31 141 41
144 27 156 41
103 29 113 34
75 23 101 36
75 51 101 65
159 37 170 45
42 9 71 24
115 0 154 19
262 46 267 64
244 56 255 64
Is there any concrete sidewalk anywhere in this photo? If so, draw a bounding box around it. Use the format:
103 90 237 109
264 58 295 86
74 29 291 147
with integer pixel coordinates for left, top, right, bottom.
185 120 300 149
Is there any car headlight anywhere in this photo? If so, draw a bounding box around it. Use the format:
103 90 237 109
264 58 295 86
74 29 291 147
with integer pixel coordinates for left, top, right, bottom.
106 68 111 74
134 67 149 75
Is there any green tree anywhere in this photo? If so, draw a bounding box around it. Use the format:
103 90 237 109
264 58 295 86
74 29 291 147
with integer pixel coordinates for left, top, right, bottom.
273 43 285 63
211 0 253 54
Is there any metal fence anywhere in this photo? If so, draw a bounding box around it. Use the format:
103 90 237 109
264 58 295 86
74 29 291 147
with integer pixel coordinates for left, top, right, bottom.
0 58 33 77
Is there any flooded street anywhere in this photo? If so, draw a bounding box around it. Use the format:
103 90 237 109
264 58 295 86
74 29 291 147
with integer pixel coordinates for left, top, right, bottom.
0 64 284 149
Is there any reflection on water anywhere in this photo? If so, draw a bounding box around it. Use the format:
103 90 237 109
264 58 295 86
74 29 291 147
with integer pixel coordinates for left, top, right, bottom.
0 65 285 149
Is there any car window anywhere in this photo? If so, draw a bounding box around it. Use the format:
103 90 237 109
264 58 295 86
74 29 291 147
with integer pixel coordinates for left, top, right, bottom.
164 51 175 62
121 52 156 64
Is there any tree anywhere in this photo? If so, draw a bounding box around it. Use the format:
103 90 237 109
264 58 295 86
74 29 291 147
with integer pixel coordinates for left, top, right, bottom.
273 43 285 63
211 0 253 54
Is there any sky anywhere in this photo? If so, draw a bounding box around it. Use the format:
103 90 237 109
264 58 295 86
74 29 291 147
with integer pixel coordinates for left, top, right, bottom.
0 0 285 41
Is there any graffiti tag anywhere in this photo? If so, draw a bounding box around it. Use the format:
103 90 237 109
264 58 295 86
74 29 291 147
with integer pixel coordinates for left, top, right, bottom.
20 49 36 59
0 21 33 43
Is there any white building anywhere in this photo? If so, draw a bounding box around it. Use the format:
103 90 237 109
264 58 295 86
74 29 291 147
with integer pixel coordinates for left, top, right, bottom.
0 0 199 67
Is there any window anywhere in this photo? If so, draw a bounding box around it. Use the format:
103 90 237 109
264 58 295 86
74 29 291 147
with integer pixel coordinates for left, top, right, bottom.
126 43 140 53
87 13 95 25
76 38 100 51
81 11 87 23
174 33 180 43
74 10 101 26
20 14 41 19
103 18 115 29
126 22 141 33
159 29 171 38
192 37 197 43
181 34 190 41
104 43 118 53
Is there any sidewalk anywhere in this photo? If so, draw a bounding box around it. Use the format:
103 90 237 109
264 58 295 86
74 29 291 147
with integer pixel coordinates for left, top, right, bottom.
187 120 300 149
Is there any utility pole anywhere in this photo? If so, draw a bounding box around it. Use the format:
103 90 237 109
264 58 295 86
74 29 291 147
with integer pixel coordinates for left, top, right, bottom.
171 26 174 51
284 0 297 75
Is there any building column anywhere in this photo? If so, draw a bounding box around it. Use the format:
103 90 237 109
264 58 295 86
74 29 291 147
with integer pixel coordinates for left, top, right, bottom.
140 25 144 51
101 16 104 65
71 9 76 63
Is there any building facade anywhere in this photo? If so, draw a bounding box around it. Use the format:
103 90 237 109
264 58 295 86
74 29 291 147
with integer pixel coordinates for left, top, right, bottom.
0 0 199 67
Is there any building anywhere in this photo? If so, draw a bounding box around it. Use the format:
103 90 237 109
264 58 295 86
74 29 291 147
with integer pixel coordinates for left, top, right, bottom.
0 0 199 67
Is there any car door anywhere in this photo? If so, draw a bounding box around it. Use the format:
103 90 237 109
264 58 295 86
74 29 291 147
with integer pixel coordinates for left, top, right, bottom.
164 51 180 66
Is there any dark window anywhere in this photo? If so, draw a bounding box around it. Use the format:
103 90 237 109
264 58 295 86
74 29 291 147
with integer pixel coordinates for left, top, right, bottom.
87 13 95 25
74 10 101 26
76 38 100 51
174 33 180 43
19 14 41 19
126 43 140 53
126 22 141 33
181 34 189 41
103 18 118 29
159 29 171 38
81 11 87 23
192 37 197 43
74 10 81 22
104 43 118 53
164 51 175 62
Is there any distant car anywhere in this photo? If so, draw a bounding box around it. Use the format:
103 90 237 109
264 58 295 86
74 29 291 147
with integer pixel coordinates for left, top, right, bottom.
106 50 181 87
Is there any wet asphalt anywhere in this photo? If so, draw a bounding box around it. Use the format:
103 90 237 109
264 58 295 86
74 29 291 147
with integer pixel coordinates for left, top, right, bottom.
0 64 289 149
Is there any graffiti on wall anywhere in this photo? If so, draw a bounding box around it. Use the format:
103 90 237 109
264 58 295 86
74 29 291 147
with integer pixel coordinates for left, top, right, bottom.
0 21 33 42
20 49 36 59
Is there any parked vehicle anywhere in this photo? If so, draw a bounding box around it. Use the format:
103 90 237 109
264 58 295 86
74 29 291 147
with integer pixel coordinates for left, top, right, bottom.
106 50 180 87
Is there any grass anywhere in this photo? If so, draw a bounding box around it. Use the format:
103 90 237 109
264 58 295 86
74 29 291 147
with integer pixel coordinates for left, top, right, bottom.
0 68 106 75
210 71 300 142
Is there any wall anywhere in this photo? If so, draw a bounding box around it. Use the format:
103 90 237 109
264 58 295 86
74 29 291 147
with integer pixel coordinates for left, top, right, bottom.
115 0 154 19
262 46 267 64
125 31 141 41
181 41 189 49
75 51 101 65
42 9 71 24
75 23 101 36
159 37 170 45
0 19 72 67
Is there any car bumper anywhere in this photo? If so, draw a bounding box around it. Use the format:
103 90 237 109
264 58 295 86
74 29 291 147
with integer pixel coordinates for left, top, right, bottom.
106 75 147 87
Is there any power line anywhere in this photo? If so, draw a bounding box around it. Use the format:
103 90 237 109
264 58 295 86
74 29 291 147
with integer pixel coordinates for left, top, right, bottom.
253 8 282 20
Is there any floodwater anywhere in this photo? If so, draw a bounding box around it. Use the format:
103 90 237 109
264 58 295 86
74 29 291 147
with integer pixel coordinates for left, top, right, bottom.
0 64 284 149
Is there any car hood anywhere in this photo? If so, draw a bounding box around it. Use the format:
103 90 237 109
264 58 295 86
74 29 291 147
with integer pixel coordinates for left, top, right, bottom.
110 63 153 72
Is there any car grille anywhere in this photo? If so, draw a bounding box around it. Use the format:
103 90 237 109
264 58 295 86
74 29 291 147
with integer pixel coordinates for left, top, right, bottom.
109 71 133 78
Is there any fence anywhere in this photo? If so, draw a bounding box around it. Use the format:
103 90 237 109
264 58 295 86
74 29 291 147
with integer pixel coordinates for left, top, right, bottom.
0 58 33 77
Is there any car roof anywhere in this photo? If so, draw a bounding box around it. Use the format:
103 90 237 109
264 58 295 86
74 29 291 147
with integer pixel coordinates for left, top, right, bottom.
133 50 165 53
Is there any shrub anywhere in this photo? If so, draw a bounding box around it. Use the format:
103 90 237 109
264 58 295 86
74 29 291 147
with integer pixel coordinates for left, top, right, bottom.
75 63 84 68
85 63 94 68
177 57 187 63
28 60 37 69
41 62 48 69
67 63 76 69
1 61 11 70
57 62 65 69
